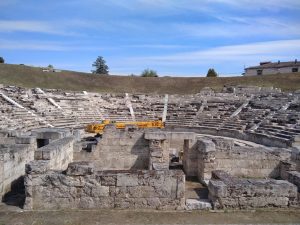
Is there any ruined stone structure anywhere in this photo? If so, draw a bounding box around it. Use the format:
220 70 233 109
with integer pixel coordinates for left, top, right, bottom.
0 85 300 210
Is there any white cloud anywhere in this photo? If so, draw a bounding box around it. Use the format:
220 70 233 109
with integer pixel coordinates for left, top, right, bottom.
0 20 68 35
0 39 112 51
123 39 300 66
0 20 96 36
174 18 300 38
210 0 300 10
99 0 300 12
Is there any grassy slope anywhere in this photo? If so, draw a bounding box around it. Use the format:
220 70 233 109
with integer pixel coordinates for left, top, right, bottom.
0 64 299 94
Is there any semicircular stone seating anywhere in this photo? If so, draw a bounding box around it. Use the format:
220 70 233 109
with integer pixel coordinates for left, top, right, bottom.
0 85 299 146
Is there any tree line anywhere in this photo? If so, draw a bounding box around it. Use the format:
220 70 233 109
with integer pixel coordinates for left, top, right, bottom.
0 55 218 77
92 56 218 77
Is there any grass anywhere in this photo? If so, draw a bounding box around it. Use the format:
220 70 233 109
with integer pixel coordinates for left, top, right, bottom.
0 63 300 94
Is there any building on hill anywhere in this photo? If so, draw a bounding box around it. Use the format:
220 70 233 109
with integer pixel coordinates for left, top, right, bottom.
244 60 300 76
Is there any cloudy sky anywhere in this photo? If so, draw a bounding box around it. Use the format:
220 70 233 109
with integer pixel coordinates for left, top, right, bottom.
1 0 300 76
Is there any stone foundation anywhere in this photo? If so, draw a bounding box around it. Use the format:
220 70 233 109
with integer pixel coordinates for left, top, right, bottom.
24 162 185 210
208 170 298 209
0 135 36 199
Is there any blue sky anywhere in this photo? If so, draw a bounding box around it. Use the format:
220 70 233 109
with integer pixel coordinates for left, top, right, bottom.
0 0 300 76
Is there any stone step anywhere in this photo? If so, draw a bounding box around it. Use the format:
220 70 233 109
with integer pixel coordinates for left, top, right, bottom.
185 199 212 210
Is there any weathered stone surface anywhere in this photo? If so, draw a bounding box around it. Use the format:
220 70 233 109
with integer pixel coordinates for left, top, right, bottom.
100 175 116 186
25 170 185 210
15 136 36 144
66 162 94 176
152 163 169 170
75 129 149 170
25 160 49 174
117 174 139 186
208 170 298 209
208 180 227 197
185 199 212 210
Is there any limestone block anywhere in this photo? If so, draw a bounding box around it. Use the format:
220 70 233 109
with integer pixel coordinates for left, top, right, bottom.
23 197 33 210
176 177 185 199
150 151 163 158
294 135 300 142
198 139 216 153
185 199 212 210
152 162 169 170
78 197 96 209
93 197 115 208
32 128 71 140
92 185 110 197
114 197 132 208
15 136 36 144
146 197 161 208
208 180 227 197
66 162 94 176
100 175 117 186
34 150 43 160
287 171 300 190
117 173 139 187
127 186 156 198
25 161 49 174
212 138 234 151
145 132 167 140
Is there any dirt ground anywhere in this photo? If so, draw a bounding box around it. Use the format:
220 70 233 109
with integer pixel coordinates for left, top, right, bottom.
0 207 300 225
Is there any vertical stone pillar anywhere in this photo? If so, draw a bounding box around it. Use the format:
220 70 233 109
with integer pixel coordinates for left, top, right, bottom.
149 139 169 170
197 139 216 184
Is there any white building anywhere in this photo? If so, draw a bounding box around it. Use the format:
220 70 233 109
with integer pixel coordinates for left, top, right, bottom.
244 60 300 76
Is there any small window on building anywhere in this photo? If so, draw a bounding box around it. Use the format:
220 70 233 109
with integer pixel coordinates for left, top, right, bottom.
292 68 298 73
257 69 263 75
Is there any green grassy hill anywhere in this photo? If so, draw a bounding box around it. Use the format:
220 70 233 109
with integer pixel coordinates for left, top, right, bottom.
0 64 299 94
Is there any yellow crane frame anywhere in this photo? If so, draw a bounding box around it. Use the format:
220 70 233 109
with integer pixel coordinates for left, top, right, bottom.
85 119 164 134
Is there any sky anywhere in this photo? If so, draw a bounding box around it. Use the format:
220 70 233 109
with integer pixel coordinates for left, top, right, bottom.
0 0 300 77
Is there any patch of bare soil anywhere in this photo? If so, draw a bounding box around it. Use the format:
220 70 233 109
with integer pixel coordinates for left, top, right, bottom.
0 208 300 225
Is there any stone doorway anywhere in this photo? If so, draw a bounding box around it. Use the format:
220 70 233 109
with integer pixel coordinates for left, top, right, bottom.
185 177 211 210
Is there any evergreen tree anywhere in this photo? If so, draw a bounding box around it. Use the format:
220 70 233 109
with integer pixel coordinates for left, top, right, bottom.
206 68 218 77
92 56 109 75
0 57 4 64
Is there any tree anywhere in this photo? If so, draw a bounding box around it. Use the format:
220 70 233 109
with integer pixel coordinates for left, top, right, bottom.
92 56 109 75
141 69 158 77
48 64 54 69
0 57 4 64
206 68 218 77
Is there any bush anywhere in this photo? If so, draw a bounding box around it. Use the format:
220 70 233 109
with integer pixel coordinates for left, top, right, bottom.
0 57 4 64
141 69 158 77
206 68 218 77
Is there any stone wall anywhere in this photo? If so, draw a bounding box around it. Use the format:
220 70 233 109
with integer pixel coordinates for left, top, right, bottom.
33 136 74 171
74 126 149 170
208 170 298 209
0 136 36 198
24 162 185 210
182 137 283 183
169 127 291 148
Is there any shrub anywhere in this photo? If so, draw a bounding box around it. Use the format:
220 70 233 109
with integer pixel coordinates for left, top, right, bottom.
141 69 158 77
